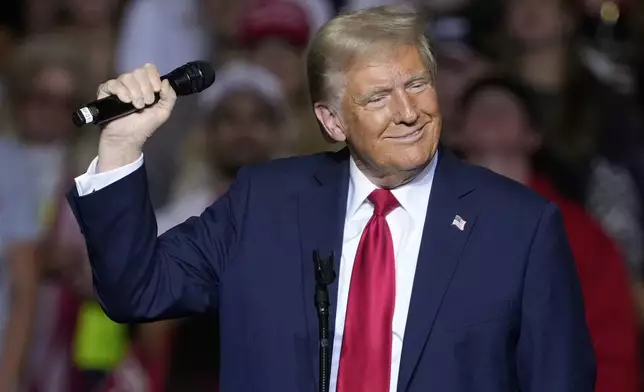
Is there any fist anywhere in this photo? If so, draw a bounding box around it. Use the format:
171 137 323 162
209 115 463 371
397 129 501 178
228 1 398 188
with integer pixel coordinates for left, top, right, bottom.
96 63 177 160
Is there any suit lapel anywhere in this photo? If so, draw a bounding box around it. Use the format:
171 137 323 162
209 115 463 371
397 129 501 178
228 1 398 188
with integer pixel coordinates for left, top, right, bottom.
298 148 350 388
397 150 478 392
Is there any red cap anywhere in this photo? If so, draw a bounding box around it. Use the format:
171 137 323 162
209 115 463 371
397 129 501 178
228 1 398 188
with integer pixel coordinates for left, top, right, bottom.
238 0 311 48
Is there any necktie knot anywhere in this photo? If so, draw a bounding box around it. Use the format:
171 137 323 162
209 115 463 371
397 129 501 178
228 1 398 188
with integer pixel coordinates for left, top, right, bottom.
368 189 399 217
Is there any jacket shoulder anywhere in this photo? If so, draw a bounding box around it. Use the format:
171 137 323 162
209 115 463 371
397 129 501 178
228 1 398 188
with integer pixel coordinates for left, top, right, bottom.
461 162 551 217
239 151 339 191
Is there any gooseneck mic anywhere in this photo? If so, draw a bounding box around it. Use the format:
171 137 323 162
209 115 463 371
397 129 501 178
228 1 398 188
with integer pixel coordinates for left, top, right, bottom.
72 61 216 127
313 250 336 392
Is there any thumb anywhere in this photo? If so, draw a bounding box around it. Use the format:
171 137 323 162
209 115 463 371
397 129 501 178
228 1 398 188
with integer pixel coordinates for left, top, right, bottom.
157 79 177 109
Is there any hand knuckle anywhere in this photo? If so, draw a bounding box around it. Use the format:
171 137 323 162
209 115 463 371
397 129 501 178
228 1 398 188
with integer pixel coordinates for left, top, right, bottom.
103 80 116 91
145 63 159 73
117 73 131 83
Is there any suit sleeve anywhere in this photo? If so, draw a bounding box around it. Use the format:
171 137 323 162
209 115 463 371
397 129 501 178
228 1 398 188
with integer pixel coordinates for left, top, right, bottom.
66 163 250 323
74 155 143 195
516 202 596 392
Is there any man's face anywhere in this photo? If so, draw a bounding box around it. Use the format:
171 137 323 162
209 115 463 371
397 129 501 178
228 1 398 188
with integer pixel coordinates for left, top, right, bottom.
206 91 280 176
337 45 441 177
17 67 77 144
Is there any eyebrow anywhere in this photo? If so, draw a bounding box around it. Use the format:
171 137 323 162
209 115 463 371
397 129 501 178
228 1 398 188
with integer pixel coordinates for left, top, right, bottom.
405 72 432 84
353 72 433 104
354 86 391 104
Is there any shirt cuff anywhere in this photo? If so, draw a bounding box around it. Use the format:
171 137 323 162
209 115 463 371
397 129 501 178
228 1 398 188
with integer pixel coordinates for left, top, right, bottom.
74 154 144 196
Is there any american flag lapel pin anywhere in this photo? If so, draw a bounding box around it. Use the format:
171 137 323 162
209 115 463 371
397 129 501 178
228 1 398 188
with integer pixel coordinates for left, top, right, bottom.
451 215 466 231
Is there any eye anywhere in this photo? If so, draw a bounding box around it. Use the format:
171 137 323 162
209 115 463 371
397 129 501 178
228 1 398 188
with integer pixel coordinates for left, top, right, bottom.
364 94 388 108
407 82 428 92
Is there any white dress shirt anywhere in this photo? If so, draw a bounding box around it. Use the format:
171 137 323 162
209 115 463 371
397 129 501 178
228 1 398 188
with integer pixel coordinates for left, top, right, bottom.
74 155 144 196
74 152 437 392
330 156 436 392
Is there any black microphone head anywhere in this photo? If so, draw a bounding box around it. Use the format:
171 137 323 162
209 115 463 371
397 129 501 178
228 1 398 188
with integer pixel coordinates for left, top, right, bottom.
165 61 216 96
313 250 336 286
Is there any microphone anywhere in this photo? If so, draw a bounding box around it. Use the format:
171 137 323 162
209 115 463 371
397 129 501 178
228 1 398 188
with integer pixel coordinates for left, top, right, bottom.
313 250 336 392
72 61 216 127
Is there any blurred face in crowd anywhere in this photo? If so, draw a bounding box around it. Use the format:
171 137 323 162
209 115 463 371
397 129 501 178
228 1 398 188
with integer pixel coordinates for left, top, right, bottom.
16 66 78 144
459 87 540 164
507 0 573 48
252 38 305 101
206 91 281 177
320 45 440 185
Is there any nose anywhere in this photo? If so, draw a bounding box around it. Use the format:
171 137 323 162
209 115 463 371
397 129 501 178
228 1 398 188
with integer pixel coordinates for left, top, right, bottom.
392 89 419 125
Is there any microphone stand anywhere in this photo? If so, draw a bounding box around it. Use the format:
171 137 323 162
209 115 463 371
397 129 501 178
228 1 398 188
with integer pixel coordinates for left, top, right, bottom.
313 250 336 392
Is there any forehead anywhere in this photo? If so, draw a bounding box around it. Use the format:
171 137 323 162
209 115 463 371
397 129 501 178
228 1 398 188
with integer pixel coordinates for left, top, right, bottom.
344 45 429 94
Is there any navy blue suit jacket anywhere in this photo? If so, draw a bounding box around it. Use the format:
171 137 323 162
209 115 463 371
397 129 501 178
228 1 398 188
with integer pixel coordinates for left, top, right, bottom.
67 148 596 392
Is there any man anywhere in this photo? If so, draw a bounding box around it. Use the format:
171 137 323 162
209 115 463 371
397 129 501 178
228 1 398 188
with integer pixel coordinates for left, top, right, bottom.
456 75 638 392
67 6 595 392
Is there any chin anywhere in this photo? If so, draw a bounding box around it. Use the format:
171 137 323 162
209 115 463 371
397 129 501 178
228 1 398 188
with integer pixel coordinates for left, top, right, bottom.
387 153 431 173
394 141 436 167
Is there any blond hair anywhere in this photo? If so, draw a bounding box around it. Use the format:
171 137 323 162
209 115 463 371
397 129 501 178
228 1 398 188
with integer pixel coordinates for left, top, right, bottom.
306 5 436 107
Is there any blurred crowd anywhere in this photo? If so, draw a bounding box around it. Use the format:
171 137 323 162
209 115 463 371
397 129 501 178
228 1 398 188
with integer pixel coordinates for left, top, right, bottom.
0 0 643 390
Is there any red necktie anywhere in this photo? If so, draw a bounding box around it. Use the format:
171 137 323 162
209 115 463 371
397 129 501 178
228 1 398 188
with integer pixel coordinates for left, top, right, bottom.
337 189 399 392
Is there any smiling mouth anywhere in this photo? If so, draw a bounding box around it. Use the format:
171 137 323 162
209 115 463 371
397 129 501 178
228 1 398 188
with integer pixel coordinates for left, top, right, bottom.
386 128 424 143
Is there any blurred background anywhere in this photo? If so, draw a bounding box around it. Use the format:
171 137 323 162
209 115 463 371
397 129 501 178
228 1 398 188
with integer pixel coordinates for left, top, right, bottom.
0 0 643 390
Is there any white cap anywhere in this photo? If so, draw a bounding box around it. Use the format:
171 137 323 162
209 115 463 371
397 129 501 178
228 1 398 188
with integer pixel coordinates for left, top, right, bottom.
198 60 288 113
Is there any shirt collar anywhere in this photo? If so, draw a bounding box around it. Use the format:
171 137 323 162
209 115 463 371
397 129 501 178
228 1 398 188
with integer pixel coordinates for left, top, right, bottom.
346 151 438 222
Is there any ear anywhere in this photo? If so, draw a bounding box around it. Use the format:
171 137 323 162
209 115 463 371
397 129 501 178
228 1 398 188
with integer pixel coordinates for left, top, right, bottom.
314 102 347 142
